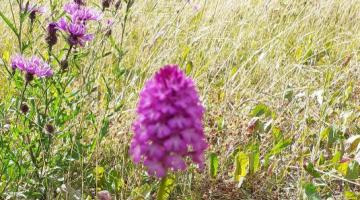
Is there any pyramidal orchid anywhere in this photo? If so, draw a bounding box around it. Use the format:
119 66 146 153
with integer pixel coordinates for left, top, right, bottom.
130 65 208 179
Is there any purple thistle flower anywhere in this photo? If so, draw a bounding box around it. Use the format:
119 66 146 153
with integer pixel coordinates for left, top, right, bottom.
71 8 101 22
57 18 94 46
46 22 58 48
11 55 53 80
11 54 27 70
22 3 46 23
64 2 81 14
64 3 101 23
102 0 113 11
130 65 208 178
28 56 54 78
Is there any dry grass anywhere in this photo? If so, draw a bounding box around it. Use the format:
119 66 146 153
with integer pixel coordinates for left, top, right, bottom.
1 0 360 199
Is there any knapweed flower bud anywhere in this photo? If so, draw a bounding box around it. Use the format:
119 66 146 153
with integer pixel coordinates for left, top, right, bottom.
46 23 58 48
114 0 121 10
130 65 208 178
102 0 113 11
25 72 34 83
74 0 85 5
20 103 29 114
21 3 45 24
60 59 69 71
105 19 114 37
45 124 55 134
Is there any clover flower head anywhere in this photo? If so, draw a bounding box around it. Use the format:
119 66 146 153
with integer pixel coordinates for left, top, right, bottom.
130 65 208 178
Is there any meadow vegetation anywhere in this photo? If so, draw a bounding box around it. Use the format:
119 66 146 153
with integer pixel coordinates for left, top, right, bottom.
0 0 360 199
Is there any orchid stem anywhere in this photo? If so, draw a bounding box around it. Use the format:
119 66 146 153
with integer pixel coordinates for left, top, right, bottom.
157 175 168 200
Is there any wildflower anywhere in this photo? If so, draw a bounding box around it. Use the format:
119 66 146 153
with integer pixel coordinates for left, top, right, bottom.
64 3 101 23
71 8 101 22
57 18 94 46
22 4 45 23
64 3 81 15
130 65 208 178
102 0 113 11
11 55 53 81
114 0 121 10
11 54 27 70
20 103 29 114
46 23 58 48
45 124 55 134
105 19 114 37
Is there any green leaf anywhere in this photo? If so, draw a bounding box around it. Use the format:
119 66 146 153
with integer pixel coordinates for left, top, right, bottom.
157 176 175 200
131 184 152 199
185 61 193 75
344 191 359 200
209 153 219 179
345 135 360 153
234 151 249 182
94 166 105 182
250 103 272 117
272 127 283 143
270 138 292 155
320 126 337 147
248 144 260 175
264 138 292 167
304 183 321 200
304 163 321 178
0 11 18 37
181 46 190 62
331 151 342 164
99 118 110 140
345 161 359 180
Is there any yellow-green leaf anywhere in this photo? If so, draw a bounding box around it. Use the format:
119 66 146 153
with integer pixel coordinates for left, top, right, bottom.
234 151 249 182
345 135 360 153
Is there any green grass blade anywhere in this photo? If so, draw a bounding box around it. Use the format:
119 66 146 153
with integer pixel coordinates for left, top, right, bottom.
0 11 18 37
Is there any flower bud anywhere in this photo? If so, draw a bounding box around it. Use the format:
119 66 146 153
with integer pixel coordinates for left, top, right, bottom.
115 0 121 10
46 23 58 49
61 60 69 71
45 124 55 134
102 0 113 11
20 103 29 114
25 72 34 83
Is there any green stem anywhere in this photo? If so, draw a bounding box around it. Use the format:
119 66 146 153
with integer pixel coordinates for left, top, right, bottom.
157 176 168 200
120 0 134 48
